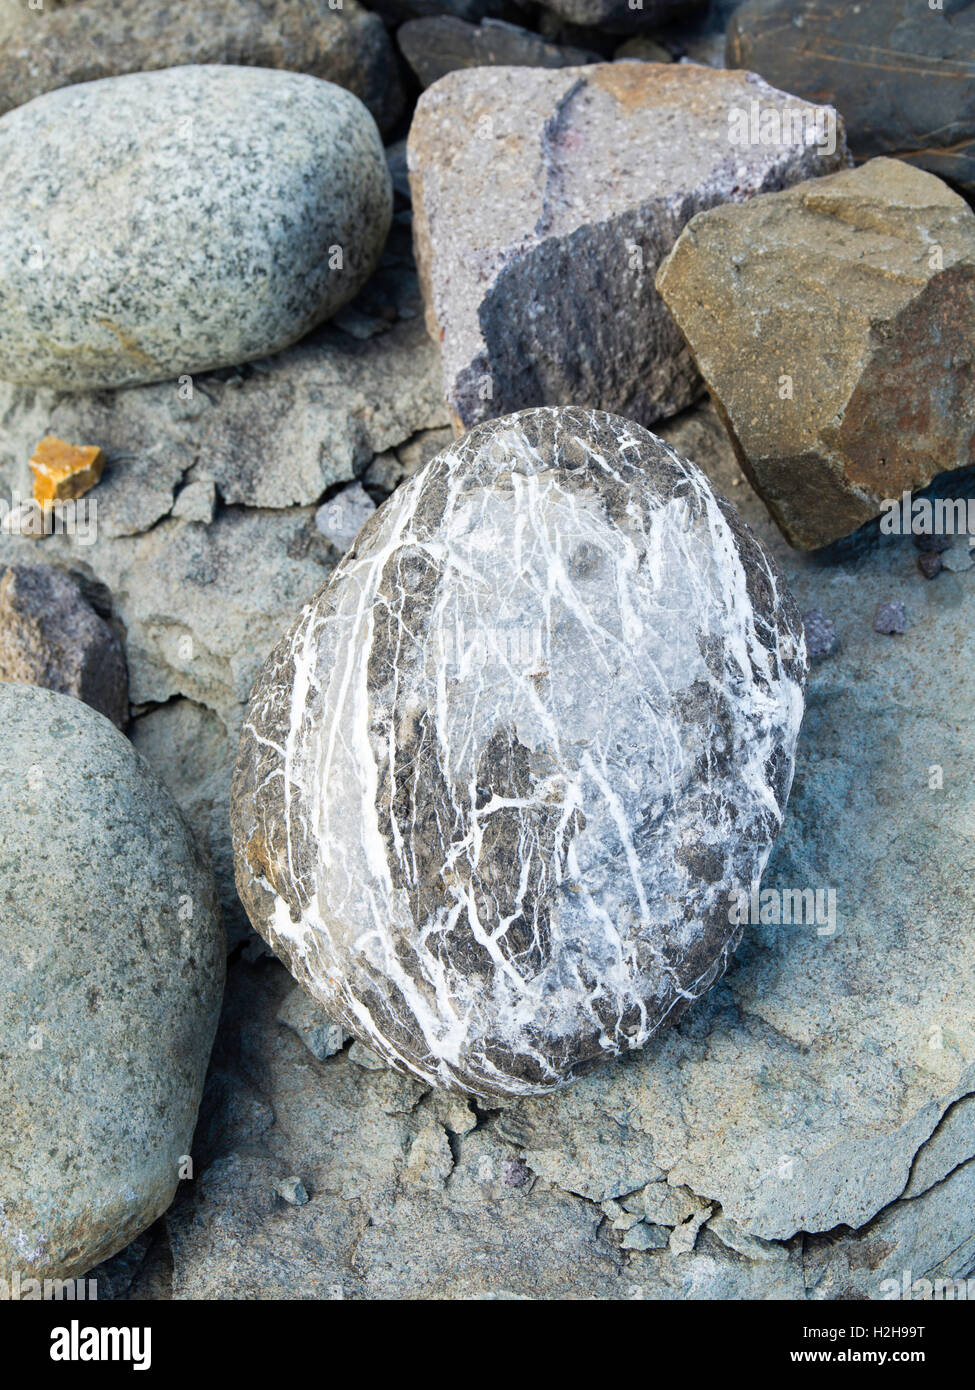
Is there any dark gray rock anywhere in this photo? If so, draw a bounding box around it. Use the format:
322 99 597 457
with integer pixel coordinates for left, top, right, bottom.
397 16 601 88
231 407 806 1100
0 564 128 728
536 0 705 35
0 0 404 135
728 0 975 198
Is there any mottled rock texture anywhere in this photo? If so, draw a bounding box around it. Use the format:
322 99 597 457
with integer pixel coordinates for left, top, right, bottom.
0 684 224 1282
728 0 975 198
408 62 847 432
0 66 392 391
0 564 128 728
232 407 806 1100
0 0 403 134
535 0 704 35
397 17 600 88
656 159 975 549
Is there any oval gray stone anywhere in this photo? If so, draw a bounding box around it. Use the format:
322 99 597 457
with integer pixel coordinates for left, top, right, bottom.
0 66 393 391
0 684 225 1281
231 408 806 1100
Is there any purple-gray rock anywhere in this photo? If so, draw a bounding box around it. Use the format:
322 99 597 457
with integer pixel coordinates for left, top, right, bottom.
397 16 601 88
873 601 907 635
0 564 128 728
231 407 806 1100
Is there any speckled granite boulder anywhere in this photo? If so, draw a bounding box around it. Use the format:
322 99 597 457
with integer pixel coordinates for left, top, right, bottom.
0 66 392 391
231 407 806 1100
408 62 848 432
0 0 403 134
0 684 224 1282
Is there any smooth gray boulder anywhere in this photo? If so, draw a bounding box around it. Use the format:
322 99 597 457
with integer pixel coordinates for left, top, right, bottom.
0 684 224 1282
231 407 806 1100
0 66 393 390
0 0 403 135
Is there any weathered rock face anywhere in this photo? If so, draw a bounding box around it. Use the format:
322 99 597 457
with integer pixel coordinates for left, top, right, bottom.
728 0 975 198
0 0 403 134
397 17 600 89
535 0 705 35
0 66 392 391
0 564 128 728
0 683 224 1282
655 158 975 549
231 407 806 1100
408 62 848 432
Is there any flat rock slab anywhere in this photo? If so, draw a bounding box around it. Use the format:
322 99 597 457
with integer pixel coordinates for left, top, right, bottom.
728 0 975 198
0 0 403 134
231 406 806 1100
0 684 224 1281
656 158 975 549
397 17 601 88
0 65 392 391
408 62 848 432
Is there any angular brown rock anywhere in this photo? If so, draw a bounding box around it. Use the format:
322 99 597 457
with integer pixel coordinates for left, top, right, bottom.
29 435 104 506
656 158 975 549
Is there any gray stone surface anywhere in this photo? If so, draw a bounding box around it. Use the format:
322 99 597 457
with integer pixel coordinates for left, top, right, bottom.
0 683 224 1282
408 62 847 431
535 0 704 34
0 563 128 727
655 159 975 549
231 407 806 1100
0 0 403 135
397 16 601 88
314 482 375 552
0 66 393 390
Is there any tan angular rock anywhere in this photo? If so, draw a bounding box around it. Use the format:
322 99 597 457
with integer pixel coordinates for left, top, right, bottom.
656 158 975 549
29 435 104 507
408 62 848 433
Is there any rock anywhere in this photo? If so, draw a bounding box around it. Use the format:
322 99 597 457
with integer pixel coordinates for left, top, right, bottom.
0 316 449 524
0 683 224 1281
918 552 942 581
397 17 601 88
231 406 806 1100
941 544 974 575
28 437 104 507
0 66 392 391
172 479 217 526
801 608 836 662
873 601 907 636
534 0 704 35
405 1124 455 1188
0 0 404 135
0 564 128 728
314 482 376 552
274 1176 310 1206
655 159 975 549
728 0 975 199
277 985 349 1062
408 62 847 432
614 36 673 62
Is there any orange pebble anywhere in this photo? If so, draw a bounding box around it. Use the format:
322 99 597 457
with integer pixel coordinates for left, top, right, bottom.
29 435 104 507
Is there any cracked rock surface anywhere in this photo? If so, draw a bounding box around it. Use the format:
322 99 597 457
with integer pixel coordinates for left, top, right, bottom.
231 406 806 1099
407 62 848 432
656 158 975 550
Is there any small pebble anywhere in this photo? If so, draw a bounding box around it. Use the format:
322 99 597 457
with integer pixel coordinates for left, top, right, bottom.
801 607 837 660
912 532 952 554
941 545 974 574
29 435 104 506
274 1176 310 1206
917 552 942 580
502 1156 531 1189
873 600 907 635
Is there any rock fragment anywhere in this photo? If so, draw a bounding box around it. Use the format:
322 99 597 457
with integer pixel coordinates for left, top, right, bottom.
656 158 975 549
398 17 600 88
728 0 975 198
314 482 376 552
277 986 349 1062
534 0 703 34
408 62 847 432
0 564 128 728
231 407 806 1100
873 601 907 636
28 436 104 506
274 1176 310 1206
801 608 836 662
